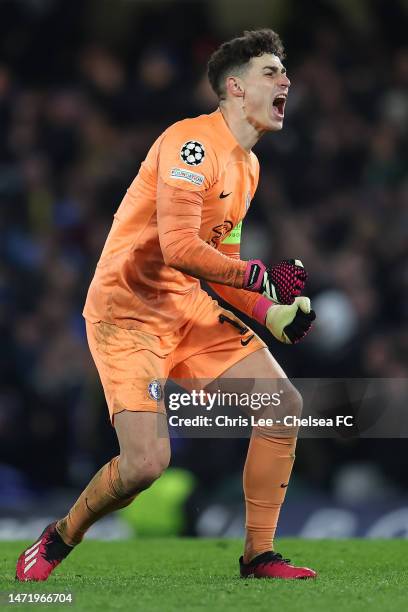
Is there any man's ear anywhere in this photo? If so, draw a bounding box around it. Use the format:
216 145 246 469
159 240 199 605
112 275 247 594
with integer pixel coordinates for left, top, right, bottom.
225 76 245 98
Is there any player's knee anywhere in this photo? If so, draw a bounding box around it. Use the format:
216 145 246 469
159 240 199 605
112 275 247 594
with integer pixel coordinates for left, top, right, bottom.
121 458 167 493
136 460 167 491
120 449 170 494
259 380 303 421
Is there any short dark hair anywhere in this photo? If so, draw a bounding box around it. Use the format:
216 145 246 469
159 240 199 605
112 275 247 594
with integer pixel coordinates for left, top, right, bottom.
208 29 285 98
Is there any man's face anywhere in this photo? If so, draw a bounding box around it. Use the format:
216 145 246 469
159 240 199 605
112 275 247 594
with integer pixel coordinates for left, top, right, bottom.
238 53 290 132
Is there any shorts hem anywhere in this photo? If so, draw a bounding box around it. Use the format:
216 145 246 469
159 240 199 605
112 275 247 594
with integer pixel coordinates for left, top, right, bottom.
110 402 166 425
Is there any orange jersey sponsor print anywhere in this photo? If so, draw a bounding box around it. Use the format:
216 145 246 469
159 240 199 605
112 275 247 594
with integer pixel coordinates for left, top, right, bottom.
83 109 260 334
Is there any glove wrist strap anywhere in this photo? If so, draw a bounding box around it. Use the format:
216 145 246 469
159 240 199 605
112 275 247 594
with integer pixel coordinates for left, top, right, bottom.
252 296 274 325
243 259 266 292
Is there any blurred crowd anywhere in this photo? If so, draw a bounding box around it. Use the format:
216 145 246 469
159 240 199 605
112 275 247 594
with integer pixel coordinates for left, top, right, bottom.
0 0 407 510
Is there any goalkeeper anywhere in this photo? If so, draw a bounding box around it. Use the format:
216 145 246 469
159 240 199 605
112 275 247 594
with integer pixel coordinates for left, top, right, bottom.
16 29 316 581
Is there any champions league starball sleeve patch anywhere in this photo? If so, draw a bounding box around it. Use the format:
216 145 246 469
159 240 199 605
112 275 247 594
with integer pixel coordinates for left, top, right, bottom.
180 141 205 166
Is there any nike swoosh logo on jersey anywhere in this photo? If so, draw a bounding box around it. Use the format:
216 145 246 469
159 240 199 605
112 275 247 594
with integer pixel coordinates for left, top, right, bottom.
241 335 255 346
219 191 232 199
280 483 288 488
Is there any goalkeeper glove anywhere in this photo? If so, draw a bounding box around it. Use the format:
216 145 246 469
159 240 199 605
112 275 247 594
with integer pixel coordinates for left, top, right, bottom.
265 296 316 344
244 259 307 304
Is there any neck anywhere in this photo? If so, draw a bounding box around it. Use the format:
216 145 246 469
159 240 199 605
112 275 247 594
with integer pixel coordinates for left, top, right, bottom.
219 101 265 152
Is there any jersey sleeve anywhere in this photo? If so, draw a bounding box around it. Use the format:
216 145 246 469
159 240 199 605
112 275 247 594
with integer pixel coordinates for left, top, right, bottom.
157 122 218 192
207 221 267 320
157 179 246 287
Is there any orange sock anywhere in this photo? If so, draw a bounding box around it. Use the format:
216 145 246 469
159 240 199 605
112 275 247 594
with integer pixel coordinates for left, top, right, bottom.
56 456 137 546
243 432 296 563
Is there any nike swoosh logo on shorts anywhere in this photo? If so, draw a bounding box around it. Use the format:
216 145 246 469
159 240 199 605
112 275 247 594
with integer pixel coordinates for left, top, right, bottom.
241 335 255 346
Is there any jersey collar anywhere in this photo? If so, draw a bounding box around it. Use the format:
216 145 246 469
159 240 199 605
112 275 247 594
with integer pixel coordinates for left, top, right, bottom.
210 108 251 158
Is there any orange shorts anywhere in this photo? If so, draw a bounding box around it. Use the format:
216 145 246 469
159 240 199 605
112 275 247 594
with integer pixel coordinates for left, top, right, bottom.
85 291 266 422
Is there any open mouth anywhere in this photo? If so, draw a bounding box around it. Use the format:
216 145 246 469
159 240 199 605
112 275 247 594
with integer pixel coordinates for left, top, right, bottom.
272 94 287 119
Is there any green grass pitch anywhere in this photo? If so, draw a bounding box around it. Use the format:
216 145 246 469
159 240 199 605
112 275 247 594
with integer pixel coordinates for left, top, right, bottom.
1 538 407 611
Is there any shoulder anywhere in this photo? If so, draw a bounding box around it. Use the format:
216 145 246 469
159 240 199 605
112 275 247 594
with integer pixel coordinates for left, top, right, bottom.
157 113 220 191
161 113 220 162
164 112 217 139
250 150 260 169
249 150 260 181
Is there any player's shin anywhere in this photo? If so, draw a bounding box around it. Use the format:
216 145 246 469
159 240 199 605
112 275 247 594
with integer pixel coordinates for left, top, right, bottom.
243 432 297 564
56 456 137 546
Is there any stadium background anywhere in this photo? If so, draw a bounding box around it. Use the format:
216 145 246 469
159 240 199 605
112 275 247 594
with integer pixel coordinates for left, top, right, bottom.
0 0 407 540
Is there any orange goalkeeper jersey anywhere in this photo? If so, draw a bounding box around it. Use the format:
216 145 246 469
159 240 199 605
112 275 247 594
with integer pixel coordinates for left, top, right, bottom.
83 109 260 335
